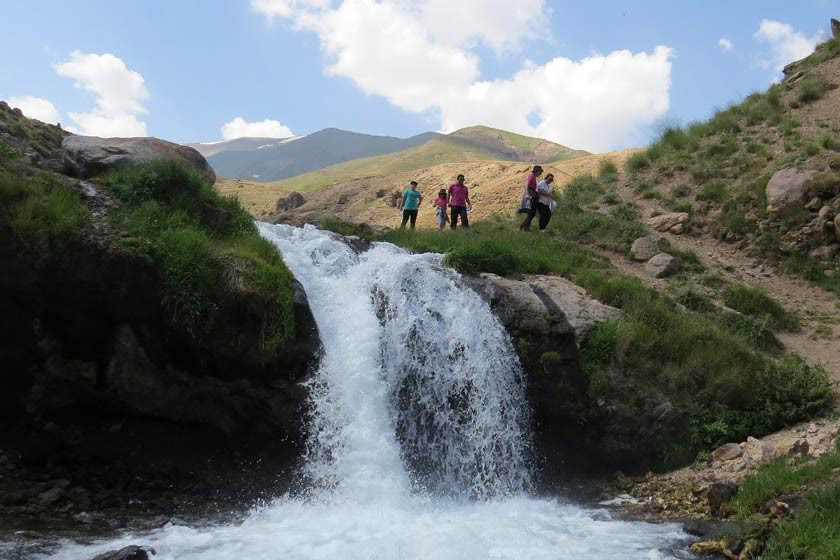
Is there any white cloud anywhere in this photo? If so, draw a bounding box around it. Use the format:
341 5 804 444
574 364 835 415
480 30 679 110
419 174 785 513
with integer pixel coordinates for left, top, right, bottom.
251 0 672 151
221 117 294 140
718 38 733 52
4 96 61 124
754 19 823 72
54 51 149 136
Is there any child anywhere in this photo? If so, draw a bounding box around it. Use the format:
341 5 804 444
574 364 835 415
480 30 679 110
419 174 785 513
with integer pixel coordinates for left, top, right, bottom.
434 188 449 230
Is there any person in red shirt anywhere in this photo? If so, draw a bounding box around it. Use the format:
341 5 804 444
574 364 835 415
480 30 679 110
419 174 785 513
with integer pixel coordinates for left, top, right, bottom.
519 165 543 231
448 174 471 229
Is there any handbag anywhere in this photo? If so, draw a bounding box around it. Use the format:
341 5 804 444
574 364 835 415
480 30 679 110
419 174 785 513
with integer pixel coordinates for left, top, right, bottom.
518 193 531 213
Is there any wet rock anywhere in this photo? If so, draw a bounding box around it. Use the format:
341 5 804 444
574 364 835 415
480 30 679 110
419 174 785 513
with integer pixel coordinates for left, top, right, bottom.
647 212 689 232
766 168 815 216
63 135 215 183
690 539 736 558
707 481 738 517
644 253 681 278
630 235 663 262
37 486 65 505
710 443 743 463
89 545 156 560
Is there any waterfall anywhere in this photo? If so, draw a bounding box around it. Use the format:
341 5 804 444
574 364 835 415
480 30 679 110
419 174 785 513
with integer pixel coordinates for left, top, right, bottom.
39 224 689 560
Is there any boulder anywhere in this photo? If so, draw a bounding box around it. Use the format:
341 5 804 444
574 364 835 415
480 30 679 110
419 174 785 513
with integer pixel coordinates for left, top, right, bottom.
765 168 815 216
833 18 840 39
469 273 622 345
744 436 774 466
707 481 738 517
835 214 840 242
645 253 681 278
62 135 215 184
806 197 823 211
710 443 743 463
818 205 833 220
647 212 689 232
90 546 156 560
809 244 840 260
274 191 305 212
630 236 663 262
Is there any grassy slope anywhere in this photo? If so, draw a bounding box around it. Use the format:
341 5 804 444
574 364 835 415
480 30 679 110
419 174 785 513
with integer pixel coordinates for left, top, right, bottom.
260 126 586 192
322 167 835 469
623 35 840 297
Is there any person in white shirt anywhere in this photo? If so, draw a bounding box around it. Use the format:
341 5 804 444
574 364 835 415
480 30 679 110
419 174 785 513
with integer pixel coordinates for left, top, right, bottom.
534 173 555 231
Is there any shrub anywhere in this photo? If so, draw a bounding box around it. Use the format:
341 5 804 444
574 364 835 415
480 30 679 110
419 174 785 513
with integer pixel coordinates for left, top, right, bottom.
763 482 840 560
444 241 519 275
820 134 840 151
798 78 827 104
106 161 295 347
0 171 90 258
598 159 619 181
723 284 799 331
625 152 650 172
696 180 728 202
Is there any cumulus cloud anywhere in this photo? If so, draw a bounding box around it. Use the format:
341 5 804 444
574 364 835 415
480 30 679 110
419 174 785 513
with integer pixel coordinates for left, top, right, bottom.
221 117 294 140
754 19 823 72
718 38 733 52
54 51 149 136
252 0 672 151
4 96 61 124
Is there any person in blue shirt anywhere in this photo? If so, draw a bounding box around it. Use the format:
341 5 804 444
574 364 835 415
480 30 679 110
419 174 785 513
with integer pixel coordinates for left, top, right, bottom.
399 180 423 229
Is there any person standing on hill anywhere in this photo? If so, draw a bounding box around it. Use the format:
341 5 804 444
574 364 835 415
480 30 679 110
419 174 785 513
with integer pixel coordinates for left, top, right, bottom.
399 181 423 229
534 173 555 231
448 174 471 229
433 188 449 230
519 165 543 231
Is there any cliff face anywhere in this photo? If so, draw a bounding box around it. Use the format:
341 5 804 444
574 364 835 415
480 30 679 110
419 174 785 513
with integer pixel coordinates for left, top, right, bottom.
0 102 320 529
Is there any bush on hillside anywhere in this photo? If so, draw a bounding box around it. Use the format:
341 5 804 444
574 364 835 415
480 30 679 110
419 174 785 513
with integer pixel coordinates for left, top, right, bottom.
0 170 90 259
625 152 650 172
723 284 799 331
797 78 827 104
106 161 295 346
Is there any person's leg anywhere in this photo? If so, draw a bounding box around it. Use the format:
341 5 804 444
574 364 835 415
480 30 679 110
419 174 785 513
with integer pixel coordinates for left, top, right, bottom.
461 206 469 228
538 203 551 230
400 210 410 228
438 211 446 229
450 206 459 229
409 209 418 229
519 195 538 230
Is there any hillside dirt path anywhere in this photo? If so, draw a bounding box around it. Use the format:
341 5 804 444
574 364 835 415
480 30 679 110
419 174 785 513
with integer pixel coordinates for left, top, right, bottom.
605 179 840 382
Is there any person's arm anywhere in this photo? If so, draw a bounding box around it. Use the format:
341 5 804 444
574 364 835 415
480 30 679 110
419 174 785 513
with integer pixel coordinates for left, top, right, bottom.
418 194 423 206
465 188 471 207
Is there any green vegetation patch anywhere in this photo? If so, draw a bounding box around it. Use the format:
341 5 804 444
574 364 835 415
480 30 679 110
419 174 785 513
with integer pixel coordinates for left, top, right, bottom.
797 78 827 104
763 483 840 560
0 169 91 259
723 284 800 331
105 160 294 348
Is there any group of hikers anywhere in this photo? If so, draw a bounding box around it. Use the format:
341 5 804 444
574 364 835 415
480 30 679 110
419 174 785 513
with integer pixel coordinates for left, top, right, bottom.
397 165 556 232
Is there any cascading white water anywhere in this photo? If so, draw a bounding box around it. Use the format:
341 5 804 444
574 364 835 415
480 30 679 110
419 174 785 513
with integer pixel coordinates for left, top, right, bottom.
40 224 689 560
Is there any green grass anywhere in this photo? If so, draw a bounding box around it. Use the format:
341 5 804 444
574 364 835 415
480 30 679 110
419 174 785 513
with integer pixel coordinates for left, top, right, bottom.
733 441 840 516
763 483 840 560
0 169 91 258
797 78 827 104
105 160 294 347
625 152 650 172
723 284 800 331
597 159 618 182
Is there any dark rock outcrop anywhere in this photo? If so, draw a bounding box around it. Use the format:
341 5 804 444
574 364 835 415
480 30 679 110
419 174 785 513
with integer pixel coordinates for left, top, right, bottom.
62 135 216 183
467 272 680 479
90 546 156 560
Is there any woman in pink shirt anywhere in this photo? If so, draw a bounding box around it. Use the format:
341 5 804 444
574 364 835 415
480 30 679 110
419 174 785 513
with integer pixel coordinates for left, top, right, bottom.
519 165 543 231
448 174 471 229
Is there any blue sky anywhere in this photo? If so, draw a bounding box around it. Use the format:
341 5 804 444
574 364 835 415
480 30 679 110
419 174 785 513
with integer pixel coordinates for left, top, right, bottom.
1 1 836 151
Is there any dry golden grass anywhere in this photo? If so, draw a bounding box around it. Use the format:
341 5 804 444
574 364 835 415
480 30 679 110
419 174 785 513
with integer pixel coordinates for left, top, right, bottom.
217 149 641 229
